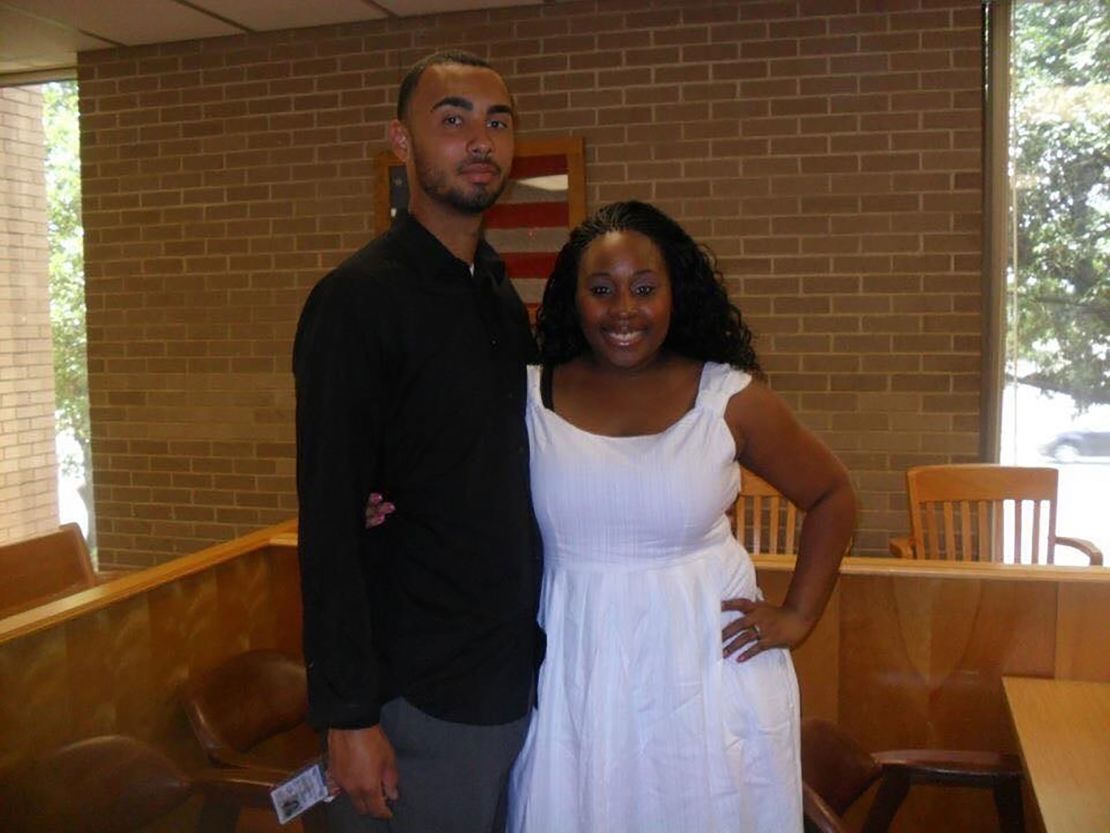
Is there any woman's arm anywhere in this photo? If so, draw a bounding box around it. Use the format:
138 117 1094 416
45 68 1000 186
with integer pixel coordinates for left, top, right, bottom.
721 379 856 661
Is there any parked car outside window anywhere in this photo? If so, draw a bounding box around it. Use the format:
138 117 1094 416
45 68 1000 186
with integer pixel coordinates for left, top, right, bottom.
1040 429 1110 462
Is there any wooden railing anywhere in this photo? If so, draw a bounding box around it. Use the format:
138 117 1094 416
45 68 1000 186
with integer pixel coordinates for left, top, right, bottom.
0 523 97 618
0 519 300 775
756 554 1110 832
2 529 1106 832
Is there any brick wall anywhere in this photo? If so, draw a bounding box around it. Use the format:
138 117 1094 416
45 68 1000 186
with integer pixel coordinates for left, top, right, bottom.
0 86 60 543
77 0 984 565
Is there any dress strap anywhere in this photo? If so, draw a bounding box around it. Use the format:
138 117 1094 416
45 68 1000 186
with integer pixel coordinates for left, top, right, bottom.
540 364 555 410
525 364 544 407
694 362 753 416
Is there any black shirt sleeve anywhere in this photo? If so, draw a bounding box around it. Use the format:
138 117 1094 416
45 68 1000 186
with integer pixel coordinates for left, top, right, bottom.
293 266 387 730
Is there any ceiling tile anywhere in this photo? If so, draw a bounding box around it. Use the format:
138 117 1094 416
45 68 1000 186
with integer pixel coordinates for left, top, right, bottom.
375 0 541 16
190 0 386 32
0 6 112 74
0 0 540 80
2 0 242 45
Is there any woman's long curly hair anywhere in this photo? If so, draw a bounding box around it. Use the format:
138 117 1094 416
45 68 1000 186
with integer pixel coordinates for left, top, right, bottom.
536 200 762 375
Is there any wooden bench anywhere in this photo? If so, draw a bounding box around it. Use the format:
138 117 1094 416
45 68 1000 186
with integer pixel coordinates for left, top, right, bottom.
0 519 301 781
0 523 99 618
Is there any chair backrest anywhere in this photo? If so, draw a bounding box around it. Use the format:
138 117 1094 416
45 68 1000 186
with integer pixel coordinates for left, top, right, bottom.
800 717 882 819
905 464 1064 564
803 783 852 833
734 467 803 555
182 649 310 768
0 522 95 617
0 735 192 833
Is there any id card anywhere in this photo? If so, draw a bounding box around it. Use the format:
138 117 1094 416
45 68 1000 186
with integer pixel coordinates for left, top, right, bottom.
270 760 331 824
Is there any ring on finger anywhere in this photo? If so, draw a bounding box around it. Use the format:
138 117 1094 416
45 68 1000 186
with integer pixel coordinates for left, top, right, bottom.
752 623 761 639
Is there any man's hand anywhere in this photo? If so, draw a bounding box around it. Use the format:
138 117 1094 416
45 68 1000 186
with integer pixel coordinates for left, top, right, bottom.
327 725 400 818
365 492 395 528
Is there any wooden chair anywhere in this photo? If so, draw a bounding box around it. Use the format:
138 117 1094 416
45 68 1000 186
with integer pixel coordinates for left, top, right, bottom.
181 649 327 832
0 734 284 833
800 718 1024 833
734 467 804 555
889 464 1102 565
0 522 96 617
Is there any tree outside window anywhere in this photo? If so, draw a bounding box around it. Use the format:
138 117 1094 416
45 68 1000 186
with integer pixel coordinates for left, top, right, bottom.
42 80 94 552
1002 0 1110 559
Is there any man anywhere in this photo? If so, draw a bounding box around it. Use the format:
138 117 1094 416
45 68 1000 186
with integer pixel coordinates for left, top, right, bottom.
293 50 543 832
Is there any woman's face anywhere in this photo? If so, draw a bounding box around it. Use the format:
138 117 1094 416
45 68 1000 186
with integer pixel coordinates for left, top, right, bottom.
575 229 673 372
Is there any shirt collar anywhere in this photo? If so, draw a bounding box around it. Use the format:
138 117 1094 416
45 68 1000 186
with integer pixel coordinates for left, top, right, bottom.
389 210 505 286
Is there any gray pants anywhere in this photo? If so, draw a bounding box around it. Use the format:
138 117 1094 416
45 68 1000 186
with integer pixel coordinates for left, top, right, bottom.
325 698 531 833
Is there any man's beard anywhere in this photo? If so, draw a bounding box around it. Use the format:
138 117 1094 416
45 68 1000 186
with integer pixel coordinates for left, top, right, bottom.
412 145 508 215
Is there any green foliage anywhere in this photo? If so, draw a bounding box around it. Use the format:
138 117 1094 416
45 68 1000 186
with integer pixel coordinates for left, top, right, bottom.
42 82 92 484
1013 0 1110 92
1009 0 1110 409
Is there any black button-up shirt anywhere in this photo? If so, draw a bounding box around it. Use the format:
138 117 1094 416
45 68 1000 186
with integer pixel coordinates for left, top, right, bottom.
293 211 543 729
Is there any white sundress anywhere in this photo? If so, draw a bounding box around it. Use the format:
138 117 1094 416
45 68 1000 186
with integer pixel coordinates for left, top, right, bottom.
509 361 802 833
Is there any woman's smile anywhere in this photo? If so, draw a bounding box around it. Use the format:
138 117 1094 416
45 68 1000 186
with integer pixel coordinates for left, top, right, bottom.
575 230 672 372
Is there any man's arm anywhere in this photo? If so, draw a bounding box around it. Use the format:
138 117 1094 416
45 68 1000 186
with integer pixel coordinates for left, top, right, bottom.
293 272 398 818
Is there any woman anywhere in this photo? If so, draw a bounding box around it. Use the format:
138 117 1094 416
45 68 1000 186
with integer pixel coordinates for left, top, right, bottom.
507 201 856 833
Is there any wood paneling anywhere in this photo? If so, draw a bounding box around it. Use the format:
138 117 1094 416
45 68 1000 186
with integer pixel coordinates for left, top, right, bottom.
1055 582 1110 682
756 555 1110 833
2 536 1105 833
0 519 299 776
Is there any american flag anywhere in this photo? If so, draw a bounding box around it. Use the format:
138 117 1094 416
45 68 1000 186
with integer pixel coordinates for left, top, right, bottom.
375 137 586 322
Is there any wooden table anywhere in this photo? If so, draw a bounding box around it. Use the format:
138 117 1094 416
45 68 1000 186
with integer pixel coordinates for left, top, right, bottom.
1002 676 1110 833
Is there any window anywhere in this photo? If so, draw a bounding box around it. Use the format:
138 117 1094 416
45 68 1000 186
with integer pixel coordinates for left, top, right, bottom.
986 0 1110 560
42 80 94 551
0 80 93 549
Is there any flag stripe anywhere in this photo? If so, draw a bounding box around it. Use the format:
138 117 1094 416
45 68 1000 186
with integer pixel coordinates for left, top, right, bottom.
485 226 568 253
510 154 568 179
485 201 569 229
510 277 548 305
503 252 558 279
505 179 568 204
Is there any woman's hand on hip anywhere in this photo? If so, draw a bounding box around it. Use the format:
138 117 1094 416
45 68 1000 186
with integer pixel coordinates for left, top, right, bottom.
721 597 813 662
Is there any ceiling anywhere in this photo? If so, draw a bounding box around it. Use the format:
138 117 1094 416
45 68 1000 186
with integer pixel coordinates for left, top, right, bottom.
0 0 545 84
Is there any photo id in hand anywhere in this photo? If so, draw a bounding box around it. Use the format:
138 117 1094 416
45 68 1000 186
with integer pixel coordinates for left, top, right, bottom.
270 760 331 824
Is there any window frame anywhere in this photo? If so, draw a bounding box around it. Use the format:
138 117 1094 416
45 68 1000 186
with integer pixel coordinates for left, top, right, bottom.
982 0 1013 463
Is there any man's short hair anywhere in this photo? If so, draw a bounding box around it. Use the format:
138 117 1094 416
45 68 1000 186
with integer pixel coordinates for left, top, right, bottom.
396 50 497 121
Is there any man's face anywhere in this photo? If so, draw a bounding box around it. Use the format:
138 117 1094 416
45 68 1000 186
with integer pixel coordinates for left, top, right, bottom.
393 64 515 216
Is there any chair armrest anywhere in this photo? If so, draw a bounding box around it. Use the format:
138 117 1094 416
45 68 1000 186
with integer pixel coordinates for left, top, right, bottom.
888 537 914 558
1055 536 1103 566
873 749 1022 787
193 764 331 833
192 765 290 808
208 748 320 774
802 783 850 833
205 748 280 770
